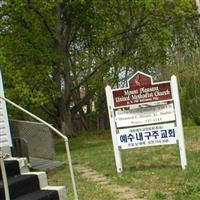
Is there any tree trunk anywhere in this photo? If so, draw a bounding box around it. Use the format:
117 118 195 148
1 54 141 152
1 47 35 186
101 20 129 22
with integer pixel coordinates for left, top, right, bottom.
54 2 75 136
58 97 74 136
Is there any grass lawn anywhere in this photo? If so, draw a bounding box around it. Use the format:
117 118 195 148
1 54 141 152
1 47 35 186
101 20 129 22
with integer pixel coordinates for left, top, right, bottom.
48 127 200 200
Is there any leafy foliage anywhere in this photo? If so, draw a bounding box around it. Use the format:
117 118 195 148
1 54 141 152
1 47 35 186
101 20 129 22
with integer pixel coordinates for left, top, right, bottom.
0 0 199 134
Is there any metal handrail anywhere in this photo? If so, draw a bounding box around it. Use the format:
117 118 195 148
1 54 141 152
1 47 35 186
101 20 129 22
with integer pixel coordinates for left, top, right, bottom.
0 96 78 200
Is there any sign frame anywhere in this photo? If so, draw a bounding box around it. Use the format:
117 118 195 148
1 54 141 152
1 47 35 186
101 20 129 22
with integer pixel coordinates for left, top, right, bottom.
171 75 187 170
105 71 187 173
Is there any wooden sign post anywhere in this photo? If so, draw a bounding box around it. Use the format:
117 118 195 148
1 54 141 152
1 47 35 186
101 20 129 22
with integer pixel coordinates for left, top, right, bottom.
105 71 187 173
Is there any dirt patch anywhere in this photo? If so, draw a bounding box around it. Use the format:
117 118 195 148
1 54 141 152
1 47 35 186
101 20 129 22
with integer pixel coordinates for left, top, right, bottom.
186 140 200 151
74 164 145 200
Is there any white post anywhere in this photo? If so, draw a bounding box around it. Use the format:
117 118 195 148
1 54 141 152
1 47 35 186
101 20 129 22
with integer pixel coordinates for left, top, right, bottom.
105 85 123 173
0 149 10 200
171 75 187 170
196 0 200 23
196 0 200 14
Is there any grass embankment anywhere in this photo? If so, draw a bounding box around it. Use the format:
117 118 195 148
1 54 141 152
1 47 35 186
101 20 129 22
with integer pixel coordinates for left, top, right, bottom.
48 127 200 200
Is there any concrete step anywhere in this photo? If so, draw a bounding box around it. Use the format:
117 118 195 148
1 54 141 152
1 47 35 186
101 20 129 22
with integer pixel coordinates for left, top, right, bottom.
43 186 67 200
5 157 30 174
0 174 40 199
13 190 59 200
0 158 67 200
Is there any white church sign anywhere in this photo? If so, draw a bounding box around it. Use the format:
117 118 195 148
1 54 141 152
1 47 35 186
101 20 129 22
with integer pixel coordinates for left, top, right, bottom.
117 123 177 149
105 71 187 173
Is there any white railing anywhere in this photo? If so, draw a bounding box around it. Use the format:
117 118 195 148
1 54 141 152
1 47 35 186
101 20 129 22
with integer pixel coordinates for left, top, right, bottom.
0 96 78 200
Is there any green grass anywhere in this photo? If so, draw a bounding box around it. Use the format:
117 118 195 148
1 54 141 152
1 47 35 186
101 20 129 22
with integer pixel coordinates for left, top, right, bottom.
48 127 200 200
48 165 118 200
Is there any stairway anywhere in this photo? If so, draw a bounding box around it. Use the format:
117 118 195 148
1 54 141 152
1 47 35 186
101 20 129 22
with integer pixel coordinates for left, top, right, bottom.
0 158 66 200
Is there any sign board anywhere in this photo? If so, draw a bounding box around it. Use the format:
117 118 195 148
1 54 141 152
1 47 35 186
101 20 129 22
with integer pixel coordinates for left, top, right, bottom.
105 71 187 173
115 103 175 128
112 72 172 108
117 123 177 149
0 103 9 146
0 69 12 148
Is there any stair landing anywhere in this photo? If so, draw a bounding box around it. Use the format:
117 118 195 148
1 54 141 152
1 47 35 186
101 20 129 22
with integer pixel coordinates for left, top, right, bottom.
30 157 64 171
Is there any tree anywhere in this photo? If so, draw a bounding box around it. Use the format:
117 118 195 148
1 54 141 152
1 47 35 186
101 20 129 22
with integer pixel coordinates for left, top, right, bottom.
0 0 198 135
